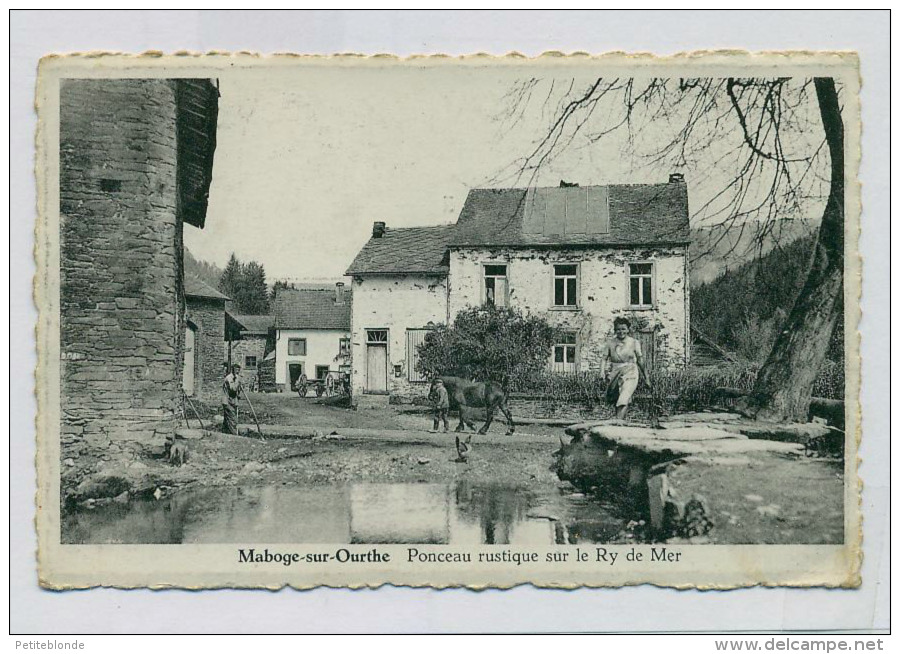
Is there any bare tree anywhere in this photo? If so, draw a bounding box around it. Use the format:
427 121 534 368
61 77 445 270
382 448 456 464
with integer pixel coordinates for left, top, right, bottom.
501 76 844 422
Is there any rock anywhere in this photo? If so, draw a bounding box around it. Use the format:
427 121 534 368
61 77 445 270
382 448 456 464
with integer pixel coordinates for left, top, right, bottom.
744 494 764 502
84 432 111 449
175 428 207 441
153 488 163 500
242 461 265 473
756 504 781 518
75 473 131 500
127 461 148 470
417 457 431 465
63 458 75 467
113 491 130 504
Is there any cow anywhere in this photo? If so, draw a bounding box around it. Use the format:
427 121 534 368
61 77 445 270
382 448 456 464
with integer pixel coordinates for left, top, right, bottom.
430 376 515 435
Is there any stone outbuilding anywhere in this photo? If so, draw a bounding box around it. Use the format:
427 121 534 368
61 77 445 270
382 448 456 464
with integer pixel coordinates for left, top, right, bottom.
226 313 275 390
272 284 351 392
60 78 219 456
183 276 228 401
346 177 691 405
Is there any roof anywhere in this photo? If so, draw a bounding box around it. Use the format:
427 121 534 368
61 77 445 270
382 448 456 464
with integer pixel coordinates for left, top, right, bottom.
450 183 690 247
230 314 274 335
176 79 219 229
274 288 351 331
345 224 455 275
185 275 228 301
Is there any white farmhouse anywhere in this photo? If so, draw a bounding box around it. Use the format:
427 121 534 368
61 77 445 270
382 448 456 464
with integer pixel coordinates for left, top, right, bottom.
272 284 351 392
346 176 691 405
345 223 454 404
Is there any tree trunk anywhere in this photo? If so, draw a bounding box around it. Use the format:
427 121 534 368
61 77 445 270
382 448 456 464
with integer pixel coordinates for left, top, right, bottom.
742 78 845 422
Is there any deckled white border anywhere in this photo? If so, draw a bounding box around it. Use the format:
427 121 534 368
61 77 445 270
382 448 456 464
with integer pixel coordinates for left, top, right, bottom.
11 9 890 633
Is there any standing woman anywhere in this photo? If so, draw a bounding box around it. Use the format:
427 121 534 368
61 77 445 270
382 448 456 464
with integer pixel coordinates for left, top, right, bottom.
604 317 650 419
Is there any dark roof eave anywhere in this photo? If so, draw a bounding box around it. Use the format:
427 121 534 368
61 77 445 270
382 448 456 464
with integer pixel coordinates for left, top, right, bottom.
275 325 351 331
186 292 229 302
447 240 691 249
345 269 449 276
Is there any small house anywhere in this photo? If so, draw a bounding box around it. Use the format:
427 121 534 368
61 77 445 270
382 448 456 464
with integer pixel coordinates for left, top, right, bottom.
345 223 454 403
272 284 352 392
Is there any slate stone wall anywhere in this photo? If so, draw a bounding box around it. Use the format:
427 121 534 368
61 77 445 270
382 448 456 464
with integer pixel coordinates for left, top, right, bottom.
230 336 270 388
59 79 184 455
186 296 226 401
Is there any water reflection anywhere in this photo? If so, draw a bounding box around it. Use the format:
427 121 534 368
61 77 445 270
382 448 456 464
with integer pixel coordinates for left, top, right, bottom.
62 481 628 545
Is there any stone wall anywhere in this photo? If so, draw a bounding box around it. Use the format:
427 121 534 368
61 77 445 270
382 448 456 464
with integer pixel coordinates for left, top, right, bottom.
60 79 185 455
448 246 690 371
186 296 226 401
230 336 270 388
350 274 448 404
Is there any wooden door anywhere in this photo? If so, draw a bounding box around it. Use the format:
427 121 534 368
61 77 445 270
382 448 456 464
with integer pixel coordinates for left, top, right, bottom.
182 324 196 396
635 330 657 374
366 345 388 393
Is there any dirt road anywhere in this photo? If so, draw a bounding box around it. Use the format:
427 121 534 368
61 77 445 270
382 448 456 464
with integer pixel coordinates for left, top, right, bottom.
65 394 568 508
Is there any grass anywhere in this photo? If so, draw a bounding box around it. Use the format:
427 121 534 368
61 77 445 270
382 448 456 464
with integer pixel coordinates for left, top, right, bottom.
515 361 843 416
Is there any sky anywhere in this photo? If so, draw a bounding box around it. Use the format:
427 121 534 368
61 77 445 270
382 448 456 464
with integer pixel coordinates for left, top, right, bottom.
184 65 828 281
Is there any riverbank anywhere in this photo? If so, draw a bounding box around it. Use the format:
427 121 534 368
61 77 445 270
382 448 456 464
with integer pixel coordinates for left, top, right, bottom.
62 393 570 511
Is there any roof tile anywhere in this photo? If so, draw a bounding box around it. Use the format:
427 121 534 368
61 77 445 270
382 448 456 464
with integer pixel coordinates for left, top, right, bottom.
274 288 351 330
451 184 690 247
345 224 454 275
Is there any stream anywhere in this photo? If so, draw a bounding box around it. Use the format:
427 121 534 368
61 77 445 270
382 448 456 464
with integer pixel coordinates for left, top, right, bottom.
62 481 642 545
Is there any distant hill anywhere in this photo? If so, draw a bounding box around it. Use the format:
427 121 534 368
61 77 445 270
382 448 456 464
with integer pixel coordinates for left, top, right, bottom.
692 233 815 355
691 231 842 367
184 249 224 292
689 219 817 286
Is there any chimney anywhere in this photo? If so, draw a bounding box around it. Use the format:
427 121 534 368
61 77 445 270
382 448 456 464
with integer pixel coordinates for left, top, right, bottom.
372 221 386 238
335 282 345 305
669 172 685 184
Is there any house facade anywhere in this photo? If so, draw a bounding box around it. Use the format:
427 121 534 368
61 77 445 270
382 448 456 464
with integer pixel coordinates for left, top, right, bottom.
272 284 352 391
345 178 691 404
60 78 218 455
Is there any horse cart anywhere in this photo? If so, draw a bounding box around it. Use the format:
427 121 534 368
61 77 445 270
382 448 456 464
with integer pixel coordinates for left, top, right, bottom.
294 370 351 398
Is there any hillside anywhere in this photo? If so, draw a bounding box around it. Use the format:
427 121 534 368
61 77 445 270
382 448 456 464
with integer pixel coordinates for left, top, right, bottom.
184 249 224 291
691 233 842 364
689 219 817 286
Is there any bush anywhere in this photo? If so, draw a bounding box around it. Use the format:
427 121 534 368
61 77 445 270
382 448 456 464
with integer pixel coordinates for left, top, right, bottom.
516 358 844 417
415 305 557 387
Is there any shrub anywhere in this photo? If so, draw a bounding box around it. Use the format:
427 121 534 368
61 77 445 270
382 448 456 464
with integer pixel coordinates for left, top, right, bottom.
516 358 843 417
415 305 557 387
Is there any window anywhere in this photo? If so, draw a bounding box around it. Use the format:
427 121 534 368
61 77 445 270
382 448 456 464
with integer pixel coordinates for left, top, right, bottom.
315 365 330 380
629 263 654 307
366 329 388 344
339 338 351 357
287 338 307 356
552 332 578 373
553 264 578 307
406 328 431 383
484 264 508 307
244 355 258 370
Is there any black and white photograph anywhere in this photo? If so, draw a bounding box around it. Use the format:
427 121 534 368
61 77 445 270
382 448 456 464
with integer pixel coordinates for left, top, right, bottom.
34 52 860 590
